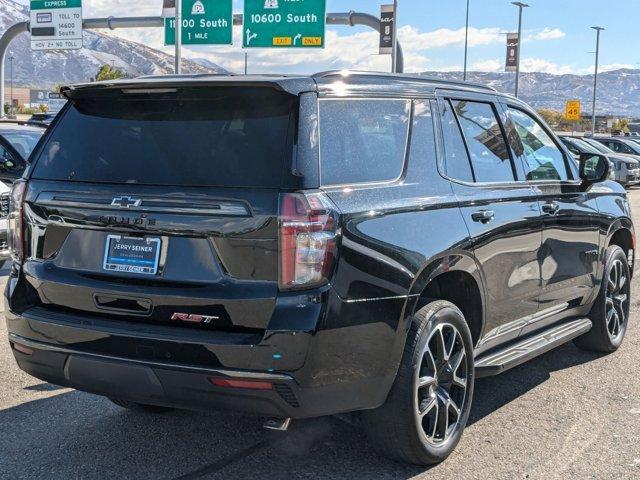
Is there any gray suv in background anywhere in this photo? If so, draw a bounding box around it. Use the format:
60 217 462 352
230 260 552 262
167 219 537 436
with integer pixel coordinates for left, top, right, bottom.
563 136 640 187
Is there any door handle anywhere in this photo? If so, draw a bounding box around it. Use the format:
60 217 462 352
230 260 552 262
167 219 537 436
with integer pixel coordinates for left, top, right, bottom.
541 202 560 215
471 210 495 223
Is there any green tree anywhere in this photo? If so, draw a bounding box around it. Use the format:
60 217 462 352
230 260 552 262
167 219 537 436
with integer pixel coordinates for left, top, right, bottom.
95 64 125 82
611 118 630 134
537 108 563 127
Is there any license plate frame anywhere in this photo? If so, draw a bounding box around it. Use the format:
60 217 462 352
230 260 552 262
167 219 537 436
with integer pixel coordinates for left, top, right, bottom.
103 235 162 275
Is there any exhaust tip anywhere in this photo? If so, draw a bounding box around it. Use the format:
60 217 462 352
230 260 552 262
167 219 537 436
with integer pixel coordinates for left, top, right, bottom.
263 417 291 431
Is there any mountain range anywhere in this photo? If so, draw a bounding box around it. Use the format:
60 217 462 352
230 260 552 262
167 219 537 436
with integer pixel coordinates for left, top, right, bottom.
421 69 640 118
1 0 639 116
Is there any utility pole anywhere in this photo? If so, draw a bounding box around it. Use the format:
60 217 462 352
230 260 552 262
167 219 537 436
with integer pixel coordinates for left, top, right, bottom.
244 52 248 75
8 53 13 118
175 0 182 74
511 2 528 98
463 0 470 81
591 26 604 136
391 0 398 73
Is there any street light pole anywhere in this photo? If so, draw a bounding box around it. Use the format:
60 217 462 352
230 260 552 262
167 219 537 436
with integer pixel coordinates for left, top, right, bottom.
591 26 604 136
463 0 470 81
511 1 528 98
8 54 13 117
391 0 398 73
175 0 182 74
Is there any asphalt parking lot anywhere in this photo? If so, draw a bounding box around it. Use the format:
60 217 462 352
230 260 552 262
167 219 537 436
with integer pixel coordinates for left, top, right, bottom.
2 191 640 480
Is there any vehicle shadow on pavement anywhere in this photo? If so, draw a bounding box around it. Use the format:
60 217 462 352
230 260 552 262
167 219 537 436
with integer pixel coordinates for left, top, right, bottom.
468 341 604 426
0 343 604 480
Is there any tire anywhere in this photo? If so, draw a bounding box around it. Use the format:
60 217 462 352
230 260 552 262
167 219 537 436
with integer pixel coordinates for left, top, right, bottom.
574 245 631 353
109 397 174 413
361 300 475 465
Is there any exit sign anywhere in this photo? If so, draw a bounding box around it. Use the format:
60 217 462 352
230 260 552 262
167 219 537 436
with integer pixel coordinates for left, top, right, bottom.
243 0 326 48
165 0 232 46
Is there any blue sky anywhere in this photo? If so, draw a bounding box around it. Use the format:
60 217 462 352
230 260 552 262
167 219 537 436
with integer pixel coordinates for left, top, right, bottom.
18 0 638 74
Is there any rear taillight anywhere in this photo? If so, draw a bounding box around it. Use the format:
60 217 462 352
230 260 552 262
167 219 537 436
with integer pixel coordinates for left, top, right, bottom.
8 180 26 263
278 192 339 291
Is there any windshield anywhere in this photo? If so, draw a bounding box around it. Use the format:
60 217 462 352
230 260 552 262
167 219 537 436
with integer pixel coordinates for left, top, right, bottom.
583 138 614 154
624 138 640 154
2 129 43 160
32 88 296 187
620 139 640 153
570 138 600 155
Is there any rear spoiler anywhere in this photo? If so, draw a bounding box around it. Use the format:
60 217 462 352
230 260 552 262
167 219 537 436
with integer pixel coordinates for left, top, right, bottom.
61 76 318 99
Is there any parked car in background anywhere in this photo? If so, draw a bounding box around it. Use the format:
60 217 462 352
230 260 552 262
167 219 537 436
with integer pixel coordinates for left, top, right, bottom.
0 121 46 179
5 72 634 466
560 136 638 186
0 121 45 268
28 112 56 125
594 136 640 156
624 136 640 147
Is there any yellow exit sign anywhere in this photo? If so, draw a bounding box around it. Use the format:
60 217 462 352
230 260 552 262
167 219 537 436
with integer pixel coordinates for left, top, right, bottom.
565 100 581 121
272 37 292 46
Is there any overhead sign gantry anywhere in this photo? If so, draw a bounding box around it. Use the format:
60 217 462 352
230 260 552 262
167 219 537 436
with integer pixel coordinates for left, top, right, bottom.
1 10 404 117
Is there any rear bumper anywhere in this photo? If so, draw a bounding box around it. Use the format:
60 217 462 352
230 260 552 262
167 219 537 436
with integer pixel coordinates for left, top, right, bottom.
8 329 394 419
9 332 301 417
5 288 403 418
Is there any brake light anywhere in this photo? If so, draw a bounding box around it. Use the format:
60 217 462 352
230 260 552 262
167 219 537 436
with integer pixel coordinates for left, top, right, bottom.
209 377 273 390
12 342 33 355
8 180 26 263
278 192 339 290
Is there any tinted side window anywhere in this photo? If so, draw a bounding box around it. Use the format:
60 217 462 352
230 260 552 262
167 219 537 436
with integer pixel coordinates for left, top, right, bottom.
452 100 514 182
441 100 473 182
507 107 568 181
319 99 410 185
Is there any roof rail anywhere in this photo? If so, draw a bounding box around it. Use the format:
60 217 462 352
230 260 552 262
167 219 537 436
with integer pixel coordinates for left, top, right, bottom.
313 70 498 92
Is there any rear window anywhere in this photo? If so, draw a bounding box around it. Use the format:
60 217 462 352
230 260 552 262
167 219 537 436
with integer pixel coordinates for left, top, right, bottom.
32 88 296 187
319 99 410 185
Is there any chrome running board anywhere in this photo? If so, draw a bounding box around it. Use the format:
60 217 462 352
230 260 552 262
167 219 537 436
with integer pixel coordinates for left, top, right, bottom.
475 318 593 378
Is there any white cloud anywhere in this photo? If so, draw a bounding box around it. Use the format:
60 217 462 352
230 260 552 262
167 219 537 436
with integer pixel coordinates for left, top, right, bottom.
525 27 565 41
600 63 634 72
470 59 502 72
398 25 504 50
519 58 580 75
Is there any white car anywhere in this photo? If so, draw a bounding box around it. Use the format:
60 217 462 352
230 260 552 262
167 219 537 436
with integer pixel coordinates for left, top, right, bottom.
0 180 10 267
0 121 46 267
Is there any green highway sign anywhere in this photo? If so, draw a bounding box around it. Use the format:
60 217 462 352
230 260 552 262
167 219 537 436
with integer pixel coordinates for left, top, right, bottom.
30 0 81 8
165 0 232 46
243 0 326 48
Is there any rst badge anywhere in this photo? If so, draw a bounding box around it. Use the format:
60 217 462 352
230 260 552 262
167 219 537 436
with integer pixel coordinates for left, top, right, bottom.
171 312 219 324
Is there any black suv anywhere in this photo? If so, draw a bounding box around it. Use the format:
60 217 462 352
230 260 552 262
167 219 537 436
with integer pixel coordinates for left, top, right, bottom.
6 72 634 465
